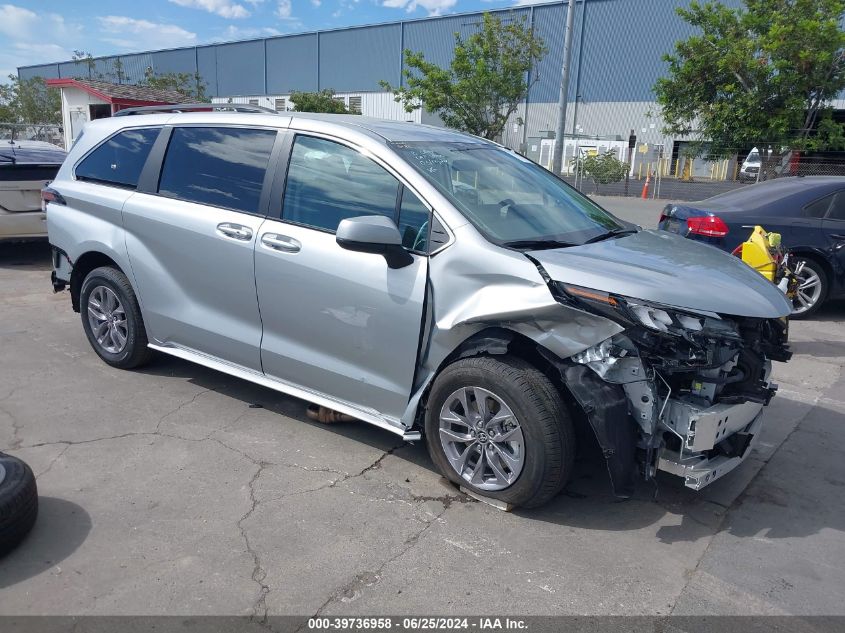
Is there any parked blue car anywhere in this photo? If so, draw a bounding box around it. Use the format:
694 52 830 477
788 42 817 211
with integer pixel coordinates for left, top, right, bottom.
658 176 845 317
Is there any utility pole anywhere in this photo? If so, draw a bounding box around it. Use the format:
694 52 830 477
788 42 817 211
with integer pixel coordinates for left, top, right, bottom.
551 0 577 176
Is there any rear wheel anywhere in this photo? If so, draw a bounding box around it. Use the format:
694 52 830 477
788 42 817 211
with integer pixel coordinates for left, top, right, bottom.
425 356 574 509
790 258 827 319
80 266 153 368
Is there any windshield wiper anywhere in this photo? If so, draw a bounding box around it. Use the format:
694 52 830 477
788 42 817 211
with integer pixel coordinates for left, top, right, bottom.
500 239 576 250
583 228 638 244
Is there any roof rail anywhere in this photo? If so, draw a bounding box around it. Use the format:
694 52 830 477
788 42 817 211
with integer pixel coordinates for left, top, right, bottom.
114 103 278 117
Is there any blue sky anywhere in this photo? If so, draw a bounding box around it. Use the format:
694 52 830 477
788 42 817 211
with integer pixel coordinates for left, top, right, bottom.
1 0 553 77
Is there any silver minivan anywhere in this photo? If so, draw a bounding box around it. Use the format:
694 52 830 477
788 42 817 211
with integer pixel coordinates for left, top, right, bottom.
46 106 792 508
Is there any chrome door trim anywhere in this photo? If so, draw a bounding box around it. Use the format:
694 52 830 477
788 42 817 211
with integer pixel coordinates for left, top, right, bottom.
147 342 422 441
260 232 301 252
217 222 254 241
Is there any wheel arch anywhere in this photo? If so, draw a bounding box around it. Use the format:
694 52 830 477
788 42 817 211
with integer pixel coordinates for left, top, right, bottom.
69 251 124 313
411 327 581 432
790 248 833 301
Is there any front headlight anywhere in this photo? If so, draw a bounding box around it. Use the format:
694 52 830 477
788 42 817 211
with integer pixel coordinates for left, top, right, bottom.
556 283 710 337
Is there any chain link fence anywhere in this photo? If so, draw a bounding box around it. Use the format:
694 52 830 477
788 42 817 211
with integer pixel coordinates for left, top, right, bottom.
0 123 63 147
554 144 845 202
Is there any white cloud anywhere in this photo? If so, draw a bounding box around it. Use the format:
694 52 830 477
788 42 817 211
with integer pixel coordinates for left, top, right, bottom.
311 0 321 6
513 0 559 5
276 0 293 18
0 4 82 45
98 16 198 51
218 25 283 40
0 4 85 76
382 0 457 17
169 0 251 19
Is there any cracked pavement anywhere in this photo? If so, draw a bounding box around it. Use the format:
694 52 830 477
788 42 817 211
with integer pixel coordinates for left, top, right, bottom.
2 209 845 616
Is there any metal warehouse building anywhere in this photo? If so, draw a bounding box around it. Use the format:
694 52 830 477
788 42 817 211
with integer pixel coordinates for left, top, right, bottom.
20 0 753 175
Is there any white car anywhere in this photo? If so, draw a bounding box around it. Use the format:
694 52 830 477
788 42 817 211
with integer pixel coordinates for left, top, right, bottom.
739 148 762 183
0 139 66 241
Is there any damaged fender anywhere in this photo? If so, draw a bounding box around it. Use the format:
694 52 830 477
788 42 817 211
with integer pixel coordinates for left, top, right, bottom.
401 224 623 433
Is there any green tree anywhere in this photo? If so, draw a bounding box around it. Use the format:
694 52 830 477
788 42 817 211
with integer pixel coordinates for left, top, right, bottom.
579 151 629 194
71 50 97 79
289 89 352 113
0 75 60 125
655 0 845 160
381 12 547 140
140 68 208 101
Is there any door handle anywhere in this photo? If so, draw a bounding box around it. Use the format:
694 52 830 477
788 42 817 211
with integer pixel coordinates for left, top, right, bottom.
261 233 301 253
830 233 845 240
217 222 253 241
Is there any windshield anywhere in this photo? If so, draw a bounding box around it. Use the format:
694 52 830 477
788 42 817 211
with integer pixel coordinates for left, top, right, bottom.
392 141 624 247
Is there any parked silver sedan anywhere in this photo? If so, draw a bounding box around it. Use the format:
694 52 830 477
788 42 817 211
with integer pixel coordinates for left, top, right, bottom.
45 106 792 508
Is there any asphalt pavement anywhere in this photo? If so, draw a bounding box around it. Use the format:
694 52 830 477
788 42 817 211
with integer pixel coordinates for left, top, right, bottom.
1 201 843 619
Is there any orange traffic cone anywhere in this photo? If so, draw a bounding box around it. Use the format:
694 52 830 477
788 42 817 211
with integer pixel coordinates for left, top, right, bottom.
641 171 651 199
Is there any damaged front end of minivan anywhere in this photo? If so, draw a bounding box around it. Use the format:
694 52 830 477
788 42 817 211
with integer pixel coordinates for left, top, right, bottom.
406 227 793 498
549 281 792 496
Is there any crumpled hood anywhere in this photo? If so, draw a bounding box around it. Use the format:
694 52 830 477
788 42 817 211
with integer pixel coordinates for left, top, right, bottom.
529 229 792 318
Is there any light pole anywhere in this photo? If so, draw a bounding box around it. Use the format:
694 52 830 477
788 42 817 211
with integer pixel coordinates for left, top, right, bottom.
550 0 577 176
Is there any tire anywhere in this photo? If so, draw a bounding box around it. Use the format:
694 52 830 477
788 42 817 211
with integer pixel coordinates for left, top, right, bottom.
80 266 153 369
0 452 38 557
790 258 828 319
425 356 575 509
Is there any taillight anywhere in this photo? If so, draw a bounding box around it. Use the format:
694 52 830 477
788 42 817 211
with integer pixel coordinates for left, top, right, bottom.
686 215 728 238
41 187 65 212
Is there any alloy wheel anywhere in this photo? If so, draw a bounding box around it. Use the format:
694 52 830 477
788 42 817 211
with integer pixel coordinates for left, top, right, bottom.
792 262 823 316
438 386 525 491
87 285 129 354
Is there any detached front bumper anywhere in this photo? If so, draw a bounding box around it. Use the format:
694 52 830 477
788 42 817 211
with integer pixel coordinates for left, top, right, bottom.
656 399 764 490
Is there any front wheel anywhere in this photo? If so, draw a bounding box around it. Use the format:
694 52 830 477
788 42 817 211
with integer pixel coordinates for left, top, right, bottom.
80 266 153 369
790 258 828 319
425 356 574 509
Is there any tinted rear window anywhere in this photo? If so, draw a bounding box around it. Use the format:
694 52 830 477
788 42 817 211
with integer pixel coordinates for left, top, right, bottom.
76 128 159 189
158 127 277 214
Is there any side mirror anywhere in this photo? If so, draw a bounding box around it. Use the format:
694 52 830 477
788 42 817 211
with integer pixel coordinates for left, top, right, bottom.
336 215 414 269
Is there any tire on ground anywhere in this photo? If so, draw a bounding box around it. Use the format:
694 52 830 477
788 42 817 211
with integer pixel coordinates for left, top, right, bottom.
425 355 575 509
80 266 153 369
0 452 38 557
791 257 828 319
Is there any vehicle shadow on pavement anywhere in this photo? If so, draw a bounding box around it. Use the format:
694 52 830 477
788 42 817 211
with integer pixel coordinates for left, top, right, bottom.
0 240 51 271
0 497 92 588
527 395 845 547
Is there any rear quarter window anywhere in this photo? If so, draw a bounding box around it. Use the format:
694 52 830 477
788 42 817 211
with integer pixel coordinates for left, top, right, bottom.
75 128 160 189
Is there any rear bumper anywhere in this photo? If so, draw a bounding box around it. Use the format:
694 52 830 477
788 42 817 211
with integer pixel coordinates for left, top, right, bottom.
0 210 47 240
51 246 73 292
657 399 764 490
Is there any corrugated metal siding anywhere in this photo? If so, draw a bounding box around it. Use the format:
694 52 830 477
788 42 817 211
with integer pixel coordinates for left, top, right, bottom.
119 53 154 85
266 34 319 93
18 0 751 105
216 40 266 95
93 58 121 82
577 0 742 102
18 64 60 80
529 2 582 104
58 60 93 80
151 48 198 76
319 24 401 92
196 46 218 97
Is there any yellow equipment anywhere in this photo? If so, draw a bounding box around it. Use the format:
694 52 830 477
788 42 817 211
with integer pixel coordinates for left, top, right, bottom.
738 225 780 282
